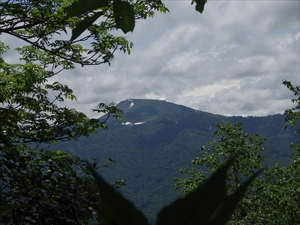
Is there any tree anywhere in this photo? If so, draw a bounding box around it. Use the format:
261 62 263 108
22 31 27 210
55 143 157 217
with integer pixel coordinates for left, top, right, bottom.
233 158 300 225
0 146 103 225
173 122 266 223
0 40 122 223
229 81 300 225
174 122 266 196
283 80 300 132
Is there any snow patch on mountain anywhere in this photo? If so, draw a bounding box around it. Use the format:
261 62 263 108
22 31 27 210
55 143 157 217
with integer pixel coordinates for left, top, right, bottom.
123 99 134 110
122 121 146 126
134 122 146 125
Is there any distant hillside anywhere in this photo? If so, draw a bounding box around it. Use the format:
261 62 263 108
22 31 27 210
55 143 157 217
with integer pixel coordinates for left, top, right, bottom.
53 99 299 224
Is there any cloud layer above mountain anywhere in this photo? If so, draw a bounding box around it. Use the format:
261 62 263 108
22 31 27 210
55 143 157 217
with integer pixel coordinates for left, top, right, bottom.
3 1 300 117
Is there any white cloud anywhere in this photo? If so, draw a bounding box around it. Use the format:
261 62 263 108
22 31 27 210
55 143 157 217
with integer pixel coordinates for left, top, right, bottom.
2 1 299 118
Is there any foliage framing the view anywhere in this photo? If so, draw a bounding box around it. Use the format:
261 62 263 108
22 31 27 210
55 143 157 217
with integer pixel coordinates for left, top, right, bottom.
4 0 295 224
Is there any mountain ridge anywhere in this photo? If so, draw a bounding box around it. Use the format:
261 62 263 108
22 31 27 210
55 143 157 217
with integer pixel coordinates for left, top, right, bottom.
112 99 208 124
113 98 284 122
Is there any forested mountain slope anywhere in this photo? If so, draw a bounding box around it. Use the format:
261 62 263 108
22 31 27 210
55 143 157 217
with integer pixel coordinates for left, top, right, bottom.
53 99 298 224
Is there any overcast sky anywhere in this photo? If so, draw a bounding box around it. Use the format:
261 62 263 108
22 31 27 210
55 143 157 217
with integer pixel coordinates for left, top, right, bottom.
4 1 300 118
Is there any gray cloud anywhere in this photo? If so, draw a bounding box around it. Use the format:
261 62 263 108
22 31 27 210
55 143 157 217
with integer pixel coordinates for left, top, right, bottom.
2 1 299 118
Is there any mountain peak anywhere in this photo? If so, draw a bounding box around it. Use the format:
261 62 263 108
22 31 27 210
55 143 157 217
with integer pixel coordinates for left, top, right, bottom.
116 99 200 122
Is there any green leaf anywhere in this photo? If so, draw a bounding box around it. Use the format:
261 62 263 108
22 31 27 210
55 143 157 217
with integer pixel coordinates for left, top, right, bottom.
64 0 109 18
157 159 233 225
87 164 150 225
192 0 207 14
71 12 103 42
113 1 135 33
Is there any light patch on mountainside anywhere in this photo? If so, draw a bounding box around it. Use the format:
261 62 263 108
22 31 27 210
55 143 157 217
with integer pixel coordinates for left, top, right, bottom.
122 99 135 111
134 122 146 125
122 121 146 126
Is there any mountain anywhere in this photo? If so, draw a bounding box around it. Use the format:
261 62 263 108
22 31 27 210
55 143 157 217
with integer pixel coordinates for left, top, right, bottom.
53 99 299 224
